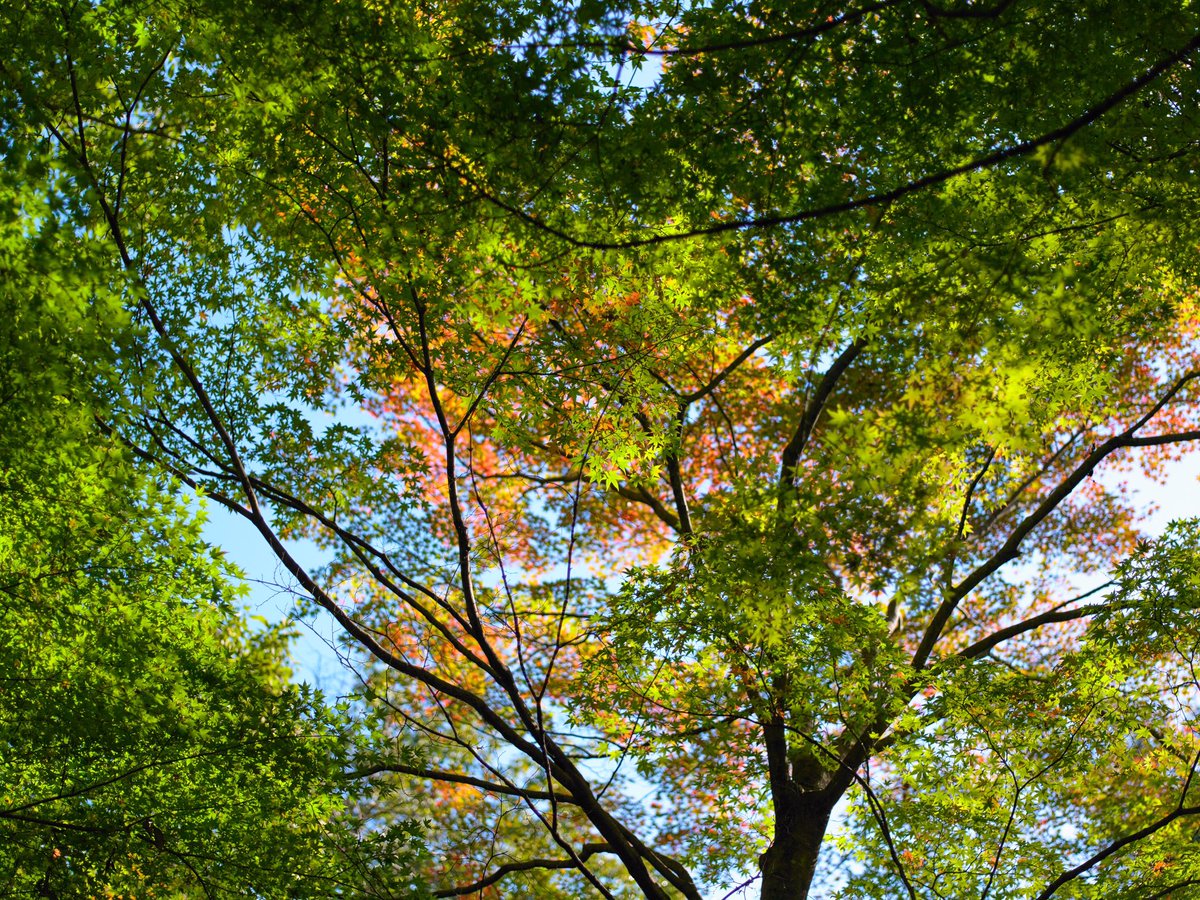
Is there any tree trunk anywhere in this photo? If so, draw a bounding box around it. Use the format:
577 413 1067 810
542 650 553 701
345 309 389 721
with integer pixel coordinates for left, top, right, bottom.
758 789 835 900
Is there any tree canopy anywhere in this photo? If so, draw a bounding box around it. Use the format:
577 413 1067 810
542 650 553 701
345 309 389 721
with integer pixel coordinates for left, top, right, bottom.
6 0 1200 897
0 90 423 898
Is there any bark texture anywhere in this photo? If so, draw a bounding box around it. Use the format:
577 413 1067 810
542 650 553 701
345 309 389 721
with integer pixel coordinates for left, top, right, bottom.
759 786 835 900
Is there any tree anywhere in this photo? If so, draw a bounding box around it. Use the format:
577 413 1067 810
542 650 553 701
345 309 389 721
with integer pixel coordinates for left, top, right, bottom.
0 95 424 898
7 0 1200 897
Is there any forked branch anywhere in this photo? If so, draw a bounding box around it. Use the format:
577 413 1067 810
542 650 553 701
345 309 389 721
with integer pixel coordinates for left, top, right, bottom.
434 844 613 898
913 371 1200 669
778 337 867 494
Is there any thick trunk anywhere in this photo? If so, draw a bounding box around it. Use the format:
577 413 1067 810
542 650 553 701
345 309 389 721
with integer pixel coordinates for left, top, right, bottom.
758 790 835 900
756 681 856 899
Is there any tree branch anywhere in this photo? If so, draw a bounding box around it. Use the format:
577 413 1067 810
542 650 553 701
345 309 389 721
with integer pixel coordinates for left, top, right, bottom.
957 602 1112 660
913 373 1200 669
468 31 1200 250
778 337 867 492
681 334 774 403
433 844 612 897
348 763 578 804
1034 751 1200 900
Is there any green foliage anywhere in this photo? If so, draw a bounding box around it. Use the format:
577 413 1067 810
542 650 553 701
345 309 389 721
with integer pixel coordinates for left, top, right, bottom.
0 172 425 897
7 0 1200 898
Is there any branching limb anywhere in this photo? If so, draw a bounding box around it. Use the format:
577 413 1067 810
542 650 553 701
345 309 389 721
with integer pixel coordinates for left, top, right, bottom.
957 601 1113 660
348 763 578 805
481 464 683 532
433 844 612 897
778 337 867 494
114 413 487 661
681 335 774 403
914 372 1200 669
1034 750 1200 900
473 30 1200 250
955 446 997 541
666 408 694 536
453 319 528 436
